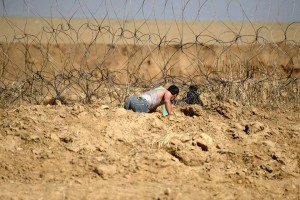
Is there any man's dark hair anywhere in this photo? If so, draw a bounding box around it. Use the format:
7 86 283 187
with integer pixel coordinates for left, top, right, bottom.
167 85 179 95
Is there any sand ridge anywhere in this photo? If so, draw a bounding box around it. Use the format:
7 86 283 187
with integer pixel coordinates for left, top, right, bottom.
1 16 300 44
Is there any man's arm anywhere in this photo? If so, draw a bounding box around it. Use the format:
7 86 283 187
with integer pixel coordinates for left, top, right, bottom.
164 92 173 115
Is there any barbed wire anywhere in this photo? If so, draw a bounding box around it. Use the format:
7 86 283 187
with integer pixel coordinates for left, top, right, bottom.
0 0 299 108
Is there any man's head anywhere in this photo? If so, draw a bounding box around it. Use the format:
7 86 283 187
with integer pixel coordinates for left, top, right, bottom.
167 85 179 95
167 85 179 100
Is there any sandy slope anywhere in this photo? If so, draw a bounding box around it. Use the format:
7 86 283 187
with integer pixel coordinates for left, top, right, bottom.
0 100 299 199
1 17 300 44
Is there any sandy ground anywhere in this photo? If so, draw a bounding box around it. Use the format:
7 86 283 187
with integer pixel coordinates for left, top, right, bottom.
0 16 299 199
1 17 300 44
0 100 299 199
1 17 299 86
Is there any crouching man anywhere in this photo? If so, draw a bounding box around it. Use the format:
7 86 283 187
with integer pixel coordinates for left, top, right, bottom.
124 85 179 115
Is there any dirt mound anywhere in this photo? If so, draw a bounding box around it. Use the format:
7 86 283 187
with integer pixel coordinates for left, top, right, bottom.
0 103 299 199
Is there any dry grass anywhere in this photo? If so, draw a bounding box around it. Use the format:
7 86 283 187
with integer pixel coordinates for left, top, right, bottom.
0 16 299 108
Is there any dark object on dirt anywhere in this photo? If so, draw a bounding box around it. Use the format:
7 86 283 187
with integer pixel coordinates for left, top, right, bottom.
174 85 204 106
